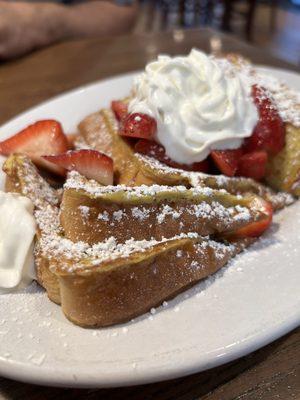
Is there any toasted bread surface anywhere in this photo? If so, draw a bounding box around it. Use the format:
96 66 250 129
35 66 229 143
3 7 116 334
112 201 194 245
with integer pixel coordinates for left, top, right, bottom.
266 124 300 196
52 236 251 327
60 178 267 245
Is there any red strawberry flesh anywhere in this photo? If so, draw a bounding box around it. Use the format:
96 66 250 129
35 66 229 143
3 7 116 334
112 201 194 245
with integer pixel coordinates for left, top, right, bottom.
0 120 68 156
0 120 69 175
43 149 114 185
227 197 273 238
244 85 285 155
210 149 243 177
111 100 128 121
120 113 157 140
237 150 268 181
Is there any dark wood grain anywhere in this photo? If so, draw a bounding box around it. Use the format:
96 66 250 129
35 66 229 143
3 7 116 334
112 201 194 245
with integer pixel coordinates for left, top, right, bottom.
0 28 299 399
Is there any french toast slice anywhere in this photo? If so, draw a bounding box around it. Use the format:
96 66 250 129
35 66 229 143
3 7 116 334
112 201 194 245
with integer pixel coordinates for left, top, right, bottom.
265 123 300 196
60 171 271 245
37 200 253 327
3 154 59 208
52 235 252 327
135 155 294 210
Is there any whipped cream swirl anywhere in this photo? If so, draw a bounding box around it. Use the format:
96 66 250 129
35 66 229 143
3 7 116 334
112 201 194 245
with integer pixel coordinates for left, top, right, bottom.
129 49 258 164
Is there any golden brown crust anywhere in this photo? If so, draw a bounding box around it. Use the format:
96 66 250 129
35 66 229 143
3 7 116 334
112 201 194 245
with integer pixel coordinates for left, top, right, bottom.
136 155 294 209
35 242 61 305
266 124 300 196
53 237 249 327
60 186 265 245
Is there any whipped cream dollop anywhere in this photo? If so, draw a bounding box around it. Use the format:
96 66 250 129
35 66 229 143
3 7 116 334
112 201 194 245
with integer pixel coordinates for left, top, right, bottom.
129 49 258 164
0 191 36 293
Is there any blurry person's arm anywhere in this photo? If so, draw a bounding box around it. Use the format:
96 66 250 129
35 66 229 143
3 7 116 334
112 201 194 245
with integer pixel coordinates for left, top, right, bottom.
65 1 138 37
0 1 137 59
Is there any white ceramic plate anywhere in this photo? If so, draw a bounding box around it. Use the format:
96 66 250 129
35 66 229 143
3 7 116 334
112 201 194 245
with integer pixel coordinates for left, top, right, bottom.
0 67 299 389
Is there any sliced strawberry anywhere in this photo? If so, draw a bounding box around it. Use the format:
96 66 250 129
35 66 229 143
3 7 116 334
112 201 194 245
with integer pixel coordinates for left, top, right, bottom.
31 155 67 176
0 120 69 176
228 197 273 238
120 113 157 140
210 149 243 177
111 100 128 121
135 139 209 172
244 85 285 155
43 149 113 185
237 150 267 181
0 120 68 156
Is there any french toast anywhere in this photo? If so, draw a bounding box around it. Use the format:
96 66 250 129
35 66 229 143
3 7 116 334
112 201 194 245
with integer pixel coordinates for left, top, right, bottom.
53 236 251 327
2 135 295 327
1 51 298 328
4 154 258 327
60 171 270 244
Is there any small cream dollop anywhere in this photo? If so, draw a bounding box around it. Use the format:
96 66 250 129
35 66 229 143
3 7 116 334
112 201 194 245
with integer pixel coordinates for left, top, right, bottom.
129 49 258 164
0 191 36 293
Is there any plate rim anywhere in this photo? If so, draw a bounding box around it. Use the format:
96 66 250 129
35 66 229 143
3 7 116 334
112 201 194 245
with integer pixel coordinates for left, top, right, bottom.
0 308 299 388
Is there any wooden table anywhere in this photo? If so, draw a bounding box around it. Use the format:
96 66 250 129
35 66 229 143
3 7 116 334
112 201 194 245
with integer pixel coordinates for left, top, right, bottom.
0 28 299 399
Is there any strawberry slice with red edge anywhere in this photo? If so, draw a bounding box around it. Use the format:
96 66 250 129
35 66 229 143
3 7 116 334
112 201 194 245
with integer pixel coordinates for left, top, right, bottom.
135 139 209 172
111 100 128 121
0 120 69 175
237 150 268 181
120 113 157 140
244 85 285 156
0 120 68 156
210 149 243 177
43 149 114 185
227 197 273 238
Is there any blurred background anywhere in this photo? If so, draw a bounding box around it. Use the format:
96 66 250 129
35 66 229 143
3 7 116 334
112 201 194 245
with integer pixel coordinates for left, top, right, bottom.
133 0 300 65
0 0 299 65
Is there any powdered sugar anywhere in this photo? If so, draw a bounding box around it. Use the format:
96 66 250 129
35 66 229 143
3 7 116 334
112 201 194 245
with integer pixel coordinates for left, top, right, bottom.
65 170 215 199
16 156 59 208
34 199 239 273
132 207 150 221
97 211 109 221
157 205 181 224
136 154 295 209
112 210 125 222
78 205 90 219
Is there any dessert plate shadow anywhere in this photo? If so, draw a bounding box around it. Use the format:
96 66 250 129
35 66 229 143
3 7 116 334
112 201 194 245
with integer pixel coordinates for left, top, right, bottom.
0 67 299 388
